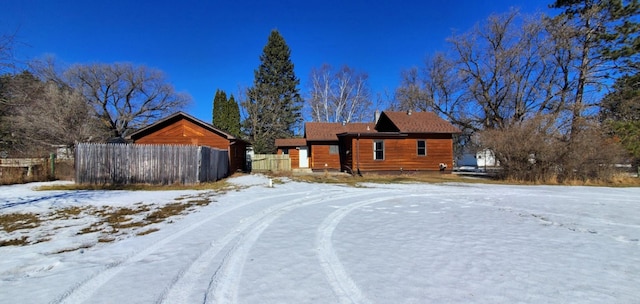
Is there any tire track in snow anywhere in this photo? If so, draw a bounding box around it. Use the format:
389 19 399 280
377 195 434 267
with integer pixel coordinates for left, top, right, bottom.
51 190 310 304
158 190 343 303
200 190 378 304
316 195 431 304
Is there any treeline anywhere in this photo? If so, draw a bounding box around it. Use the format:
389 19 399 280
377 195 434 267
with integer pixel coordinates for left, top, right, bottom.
2 0 638 184
0 51 190 157
392 1 639 182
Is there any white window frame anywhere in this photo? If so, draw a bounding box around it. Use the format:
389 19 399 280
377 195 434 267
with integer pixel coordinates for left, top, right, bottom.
374 140 384 160
417 140 426 156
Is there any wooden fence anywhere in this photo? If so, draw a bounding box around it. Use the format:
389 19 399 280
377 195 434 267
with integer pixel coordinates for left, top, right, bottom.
250 154 291 172
0 158 46 177
75 143 229 185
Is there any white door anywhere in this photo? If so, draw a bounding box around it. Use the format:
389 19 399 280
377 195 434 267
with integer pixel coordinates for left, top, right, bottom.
299 146 309 168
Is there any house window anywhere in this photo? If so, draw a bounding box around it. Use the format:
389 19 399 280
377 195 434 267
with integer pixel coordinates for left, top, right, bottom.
417 140 426 156
329 145 339 154
374 140 384 160
282 148 289 155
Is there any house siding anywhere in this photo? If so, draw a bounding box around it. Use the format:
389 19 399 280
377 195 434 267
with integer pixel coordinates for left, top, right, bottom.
309 141 341 170
349 134 454 172
277 147 300 169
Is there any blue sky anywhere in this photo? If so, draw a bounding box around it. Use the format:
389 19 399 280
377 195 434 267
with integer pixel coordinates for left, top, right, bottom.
2 0 554 123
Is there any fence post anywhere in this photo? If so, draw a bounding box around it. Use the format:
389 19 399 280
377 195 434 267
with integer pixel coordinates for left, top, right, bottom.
50 153 56 179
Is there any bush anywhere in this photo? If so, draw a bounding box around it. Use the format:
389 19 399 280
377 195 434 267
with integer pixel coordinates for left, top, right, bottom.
478 116 626 183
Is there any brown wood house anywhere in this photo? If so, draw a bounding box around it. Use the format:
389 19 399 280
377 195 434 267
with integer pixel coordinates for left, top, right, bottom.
277 110 460 174
127 112 248 174
304 122 375 171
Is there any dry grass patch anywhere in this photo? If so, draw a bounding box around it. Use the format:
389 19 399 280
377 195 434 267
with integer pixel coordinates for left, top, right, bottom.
2 184 219 248
293 171 640 187
0 236 29 246
137 228 159 236
97 237 115 243
145 195 212 223
49 206 89 221
293 172 480 186
76 205 153 235
35 180 236 192
0 213 41 232
52 243 93 254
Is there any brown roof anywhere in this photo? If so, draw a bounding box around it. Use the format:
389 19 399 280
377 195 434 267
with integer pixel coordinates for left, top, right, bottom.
275 138 307 147
305 122 376 141
380 111 461 133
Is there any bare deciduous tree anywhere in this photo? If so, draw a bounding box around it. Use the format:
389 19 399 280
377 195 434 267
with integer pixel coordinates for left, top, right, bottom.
0 31 17 75
1 70 108 156
394 67 427 112
64 63 191 138
307 64 372 123
396 11 561 134
11 82 109 148
392 10 632 182
450 11 558 129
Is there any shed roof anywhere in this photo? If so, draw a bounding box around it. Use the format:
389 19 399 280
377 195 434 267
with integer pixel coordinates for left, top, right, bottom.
304 122 376 141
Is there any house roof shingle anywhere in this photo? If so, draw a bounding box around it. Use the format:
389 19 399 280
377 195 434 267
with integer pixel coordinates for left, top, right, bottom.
380 111 461 133
304 122 376 141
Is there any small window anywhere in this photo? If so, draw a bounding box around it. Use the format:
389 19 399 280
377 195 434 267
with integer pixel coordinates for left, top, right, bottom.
329 145 339 154
282 148 289 155
417 140 426 156
374 140 384 160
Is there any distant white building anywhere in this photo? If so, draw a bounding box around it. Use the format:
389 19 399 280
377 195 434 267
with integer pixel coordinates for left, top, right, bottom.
476 149 499 168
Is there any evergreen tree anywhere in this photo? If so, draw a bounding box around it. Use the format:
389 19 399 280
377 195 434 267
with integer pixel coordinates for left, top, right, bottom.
226 94 241 137
212 89 227 129
242 30 303 153
600 72 640 166
211 90 241 136
549 0 640 138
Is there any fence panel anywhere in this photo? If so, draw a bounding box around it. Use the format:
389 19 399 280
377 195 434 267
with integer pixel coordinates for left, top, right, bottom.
75 143 228 185
251 154 291 172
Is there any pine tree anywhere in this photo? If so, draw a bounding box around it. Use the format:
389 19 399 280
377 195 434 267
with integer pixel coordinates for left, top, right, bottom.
600 72 640 167
549 0 640 139
242 30 303 153
212 89 227 129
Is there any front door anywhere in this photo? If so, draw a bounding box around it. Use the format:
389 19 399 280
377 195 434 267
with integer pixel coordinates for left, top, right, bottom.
299 146 309 168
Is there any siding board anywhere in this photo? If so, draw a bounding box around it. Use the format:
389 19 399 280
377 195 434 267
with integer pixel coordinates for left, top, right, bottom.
309 142 341 170
348 134 454 172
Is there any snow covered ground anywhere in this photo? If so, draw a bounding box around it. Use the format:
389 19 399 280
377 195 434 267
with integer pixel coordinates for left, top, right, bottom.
0 175 639 303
